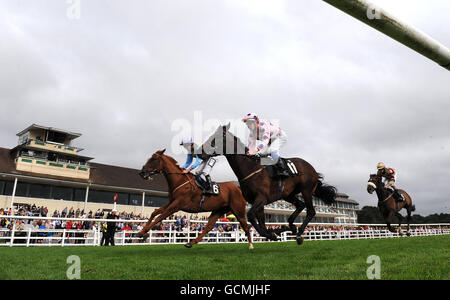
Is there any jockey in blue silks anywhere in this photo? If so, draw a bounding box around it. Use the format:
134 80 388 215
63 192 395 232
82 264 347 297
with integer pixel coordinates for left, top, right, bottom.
180 137 216 192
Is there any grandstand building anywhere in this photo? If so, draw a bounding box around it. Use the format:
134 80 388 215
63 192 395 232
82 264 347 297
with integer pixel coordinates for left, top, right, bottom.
0 124 169 216
261 193 359 224
0 125 359 223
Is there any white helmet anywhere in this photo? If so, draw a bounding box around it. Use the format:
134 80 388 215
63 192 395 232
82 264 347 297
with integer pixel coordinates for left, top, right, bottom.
180 137 194 146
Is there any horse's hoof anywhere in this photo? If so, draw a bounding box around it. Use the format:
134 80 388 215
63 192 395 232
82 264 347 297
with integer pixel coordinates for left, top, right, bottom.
140 233 149 242
296 236 304 245
269 233 279 241
249 244 254 250
184 243 192 248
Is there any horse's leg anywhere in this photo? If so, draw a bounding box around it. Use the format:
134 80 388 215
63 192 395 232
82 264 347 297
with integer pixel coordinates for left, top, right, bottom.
137 202 180 240
255 206 278 241
406 207 412 236
147 203 170 224
185 209 226 248
229 197 254 250
296 190 315 245
395 212 404 236
285 194 305 235
386 210 396 233
246 196 272 240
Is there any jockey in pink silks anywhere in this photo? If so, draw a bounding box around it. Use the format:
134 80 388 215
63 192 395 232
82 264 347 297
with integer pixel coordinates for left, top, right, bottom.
242 113 288 169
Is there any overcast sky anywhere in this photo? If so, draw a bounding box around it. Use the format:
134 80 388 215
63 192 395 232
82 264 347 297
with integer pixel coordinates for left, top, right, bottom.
1 0 449 215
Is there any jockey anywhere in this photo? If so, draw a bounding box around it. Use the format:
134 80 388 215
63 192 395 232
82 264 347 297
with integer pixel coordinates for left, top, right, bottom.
242 113 288 172
376 162 404 202
180 137 216 193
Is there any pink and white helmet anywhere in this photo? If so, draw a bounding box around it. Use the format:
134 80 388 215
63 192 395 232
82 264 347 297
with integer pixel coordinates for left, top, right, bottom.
242 113 259 123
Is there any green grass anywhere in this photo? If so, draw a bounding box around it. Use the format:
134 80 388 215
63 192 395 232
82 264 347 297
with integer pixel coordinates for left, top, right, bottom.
0 235 449 280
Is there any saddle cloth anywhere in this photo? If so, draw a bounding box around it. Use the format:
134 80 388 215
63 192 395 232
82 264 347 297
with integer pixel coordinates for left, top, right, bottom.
266 158 299 178
194 176 220 195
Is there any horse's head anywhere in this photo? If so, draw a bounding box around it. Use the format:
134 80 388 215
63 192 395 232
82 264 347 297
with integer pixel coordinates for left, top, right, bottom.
139 149 166 180
367 173 380 194
201 123 247 158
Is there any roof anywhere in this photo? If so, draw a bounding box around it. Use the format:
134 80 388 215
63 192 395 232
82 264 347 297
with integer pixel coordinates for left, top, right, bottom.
0 147 168 194
16 124 82 140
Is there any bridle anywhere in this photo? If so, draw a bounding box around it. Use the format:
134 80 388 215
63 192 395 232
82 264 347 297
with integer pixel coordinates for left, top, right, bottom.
140 155 196 193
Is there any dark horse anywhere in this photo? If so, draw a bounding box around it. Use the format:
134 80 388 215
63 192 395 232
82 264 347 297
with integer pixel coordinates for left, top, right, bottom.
137 149 253 249
200 124 337 245
367 173 415 236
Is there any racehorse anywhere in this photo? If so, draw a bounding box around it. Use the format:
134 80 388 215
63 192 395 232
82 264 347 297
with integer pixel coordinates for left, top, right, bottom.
137 149 254 249
367 173 415 236
200 124 338 245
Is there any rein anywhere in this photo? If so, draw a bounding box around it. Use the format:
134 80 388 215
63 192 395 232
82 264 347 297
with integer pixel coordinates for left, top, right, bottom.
240 168 264 182
168 172 196 193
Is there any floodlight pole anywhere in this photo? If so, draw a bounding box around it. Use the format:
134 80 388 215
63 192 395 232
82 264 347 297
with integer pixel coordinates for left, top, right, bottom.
322 0 450 71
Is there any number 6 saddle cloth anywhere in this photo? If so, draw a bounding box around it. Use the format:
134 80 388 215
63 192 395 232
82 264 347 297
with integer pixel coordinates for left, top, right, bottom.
194 175 221 196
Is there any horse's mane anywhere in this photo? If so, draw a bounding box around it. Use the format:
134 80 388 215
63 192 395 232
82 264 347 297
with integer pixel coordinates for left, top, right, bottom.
227 129 249 154
162 154 182 170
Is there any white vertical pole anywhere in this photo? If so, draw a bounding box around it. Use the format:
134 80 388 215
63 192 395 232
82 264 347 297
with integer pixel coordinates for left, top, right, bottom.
83 184 90 213
9 177 18 216
10 222 15 247
141 192 145 216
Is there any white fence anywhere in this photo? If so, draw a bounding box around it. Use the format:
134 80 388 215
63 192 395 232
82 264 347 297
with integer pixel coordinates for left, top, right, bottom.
0 215 449 247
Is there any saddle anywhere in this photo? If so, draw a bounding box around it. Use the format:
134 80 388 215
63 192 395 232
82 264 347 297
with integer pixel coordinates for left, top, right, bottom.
194 175 220 195
265 158 300 178
387 188 405 202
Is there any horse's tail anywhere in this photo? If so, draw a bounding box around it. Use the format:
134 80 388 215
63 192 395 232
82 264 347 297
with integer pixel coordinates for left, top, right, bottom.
314 174 337 205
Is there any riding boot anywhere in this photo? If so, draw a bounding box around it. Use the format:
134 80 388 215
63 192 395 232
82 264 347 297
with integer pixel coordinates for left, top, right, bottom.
276 159 290 177
204 174 212 193
394 189 404 202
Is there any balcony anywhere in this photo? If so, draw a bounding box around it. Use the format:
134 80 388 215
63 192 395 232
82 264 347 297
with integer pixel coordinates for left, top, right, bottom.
25 139 80 155
15 156 90 180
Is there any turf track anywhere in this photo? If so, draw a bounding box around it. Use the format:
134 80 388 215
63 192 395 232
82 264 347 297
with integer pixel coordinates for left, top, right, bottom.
0 235 448 280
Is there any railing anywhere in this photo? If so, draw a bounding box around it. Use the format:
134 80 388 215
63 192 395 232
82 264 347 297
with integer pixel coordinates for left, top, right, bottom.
0 215 449 247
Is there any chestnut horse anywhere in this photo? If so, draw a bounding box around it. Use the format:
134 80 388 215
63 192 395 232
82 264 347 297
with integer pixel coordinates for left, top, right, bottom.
200 124 338 245
137 149 253 249
367 173 415 236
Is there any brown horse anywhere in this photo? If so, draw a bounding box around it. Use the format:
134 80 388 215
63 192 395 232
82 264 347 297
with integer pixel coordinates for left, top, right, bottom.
137 149 253 249
200 124 338 245
367 173 415 236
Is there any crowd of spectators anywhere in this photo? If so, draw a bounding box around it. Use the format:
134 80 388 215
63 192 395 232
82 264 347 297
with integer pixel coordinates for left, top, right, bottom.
1 204 449 245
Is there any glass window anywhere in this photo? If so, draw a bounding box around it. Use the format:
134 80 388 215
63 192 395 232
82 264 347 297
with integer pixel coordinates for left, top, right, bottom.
88 190 115 204
0 180 5 195
15 182 29 197
145 195 168 207
73 188 87 202
3 181 14 196
129 194 142 206
29 183 51 199
51 186 73 201
115 192 130 205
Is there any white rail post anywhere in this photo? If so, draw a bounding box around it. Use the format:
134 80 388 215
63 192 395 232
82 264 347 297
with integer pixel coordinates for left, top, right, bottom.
10 222 15 247
26 228 31 247
321 0 450 71
62 229 66 247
